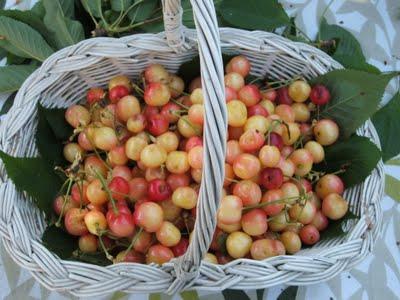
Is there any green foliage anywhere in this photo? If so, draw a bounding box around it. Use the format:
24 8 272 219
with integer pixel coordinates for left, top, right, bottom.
319 18 380 73
0 151 62 216
43 0 84 49
319 211 358 241
219 0 290 31
127 0 158 23
312 70 396 139
372 93 400 162
0 65 37 93
0 16 54 61
42 225 78 259
317 135 381 188
0 92 16 116
180 290 199 300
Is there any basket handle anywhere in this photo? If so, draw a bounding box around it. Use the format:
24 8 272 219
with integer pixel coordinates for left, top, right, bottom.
162 0 227 294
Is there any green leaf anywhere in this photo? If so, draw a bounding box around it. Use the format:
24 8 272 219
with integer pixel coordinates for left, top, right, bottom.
139 18 164 33
38 105 72 141
59 0 75 18
111 0 132 11
316 135 381 188
218 0 290 31
6 53 27 65
73 251 111 266
277 286 298 300
180 290 199 300
385 175 400 202
31 1 46 18
0 9 53 44
0 0 5 9
372 93 400 162
0 151 62 216
36 105 69 166
256 289 265 300
0 16 54 61
81 0 103 18
319 18 380 74
222 290 250 300
0 92 16 116
0 65 37 93
319 211 359 241
312 70 396 139
128 0 158 23
42 225 77 259
43 0 84 49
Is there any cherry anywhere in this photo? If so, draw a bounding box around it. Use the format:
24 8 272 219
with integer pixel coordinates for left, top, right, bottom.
106 208 135 238
166 173 190 191
238 84 262 107
259 145 281 168
225 86 238 102
148 179 172 202
71 181 89 205
228 126 244 140
261 189 284 216
188 104 204 125
322 193 348 220
248 104 269 117
108 176 130 202
289 201 316 225
316 174 344 199
108 145 128 166
160 102 181 123
144 82 171 106
226 55 251 77
239 129 265 152
147 114 169 136
109 75 131 91
280 231 301 254
226 140 243 165
313 119 339 146
116 95 141 122
268 132 284 150
140 144 167 168
189 77 202 92
166 151 190 174
156 221 181 247
299 225 320 245
190 88 204 104
87 87 105 105
79 234 98 253
172 186 197 209
145 167 167 182
276 87 293 105
233 153 261 179
226 231 252 258
204 253 218 264
133 201 164 232
115 250 145 263
65 105 91 128
311 210 329 231
53 195 78 215
185 136 203 152
250 239 285 260
146 244 174 264
128 178 148 200
84 210 107 235
241 209 268 236
233 180 262 206
171 238 189 257
144 64 169 83
224 72 245 91
259 167 284 190
169 74 185 97
86 179 108 206
188 145 203 169
109 85 130 103
288 80 311 103
261 89 277 102
156 131 179 153
143 105 159 119
217 195 243 224
275 104 295 123
310 84 331 105
125 136 148 161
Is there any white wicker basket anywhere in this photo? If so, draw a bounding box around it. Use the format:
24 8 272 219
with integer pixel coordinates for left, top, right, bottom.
0 0 384 296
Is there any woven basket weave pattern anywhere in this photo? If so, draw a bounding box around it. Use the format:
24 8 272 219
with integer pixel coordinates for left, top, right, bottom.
0 0 384 296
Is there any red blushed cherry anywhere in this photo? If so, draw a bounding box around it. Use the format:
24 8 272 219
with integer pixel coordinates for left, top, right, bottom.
106 209 135 238
268 132 284 150
108 176 130 202
239 129 265 152
259 167 284 190
143 105 160 119
148 179 172 202
160 102 181 123
310 84 331 105
276 87 293 105
71 181 89 205
225 86 238 102
185 136 203 152
166 173 191 191
171 238 189 257
261 89 277 102
64 208 89 236
147 114 169 136
87 87 105 105
109 85 130 103
248 104 269 117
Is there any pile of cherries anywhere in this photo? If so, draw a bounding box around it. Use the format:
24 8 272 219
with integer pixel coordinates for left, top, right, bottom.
55 55 349 265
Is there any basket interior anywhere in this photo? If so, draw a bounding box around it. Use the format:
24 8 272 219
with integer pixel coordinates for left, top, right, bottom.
7 38 367 262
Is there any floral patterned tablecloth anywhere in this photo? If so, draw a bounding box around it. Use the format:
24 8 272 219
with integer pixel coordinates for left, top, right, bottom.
0 0 399 299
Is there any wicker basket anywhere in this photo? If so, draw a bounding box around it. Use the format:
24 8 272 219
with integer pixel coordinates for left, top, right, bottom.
0 0 384 296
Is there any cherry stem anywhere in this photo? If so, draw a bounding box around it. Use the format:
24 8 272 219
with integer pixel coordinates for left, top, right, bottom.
97 229 114 261
171 98 190 110
55 178 74 227
92 168 119 214
125 227 144 254
242 195 300 211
